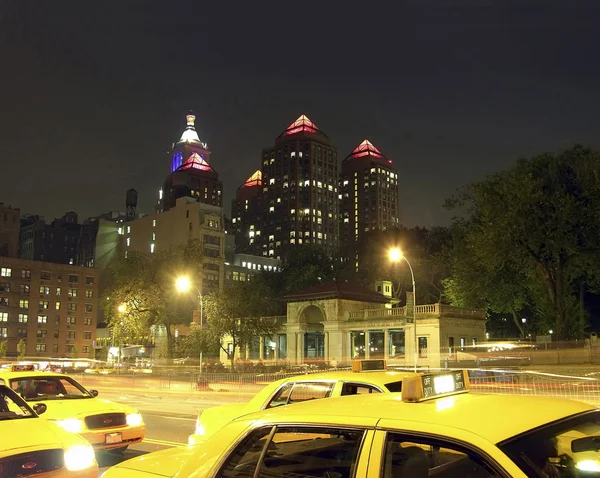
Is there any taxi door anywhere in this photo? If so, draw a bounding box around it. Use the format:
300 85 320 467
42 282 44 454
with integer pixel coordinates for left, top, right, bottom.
366 420 527 478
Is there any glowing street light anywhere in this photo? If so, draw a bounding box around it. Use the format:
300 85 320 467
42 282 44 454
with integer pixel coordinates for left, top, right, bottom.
117 304 126 314
175 276 191 293
388 248 418 372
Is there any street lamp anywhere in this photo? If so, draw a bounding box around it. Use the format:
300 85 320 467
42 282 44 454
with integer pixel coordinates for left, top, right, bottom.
176 276 203 370
115 304 126 370
388 248 418 372
521 318 526 340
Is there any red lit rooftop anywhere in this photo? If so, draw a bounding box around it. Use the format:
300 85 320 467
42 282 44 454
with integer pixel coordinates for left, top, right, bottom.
277 114 329 139
344 139 392 165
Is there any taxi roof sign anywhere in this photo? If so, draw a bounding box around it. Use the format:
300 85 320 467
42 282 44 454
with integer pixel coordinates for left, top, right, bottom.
402 370 470 402
10 364 37 372
352 359 387 372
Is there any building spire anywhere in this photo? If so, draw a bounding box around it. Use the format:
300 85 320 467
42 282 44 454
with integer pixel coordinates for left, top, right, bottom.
178 111 204 145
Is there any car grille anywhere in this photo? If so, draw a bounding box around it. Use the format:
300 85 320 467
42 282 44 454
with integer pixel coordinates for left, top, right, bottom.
85 413 126 429
0 449 63 477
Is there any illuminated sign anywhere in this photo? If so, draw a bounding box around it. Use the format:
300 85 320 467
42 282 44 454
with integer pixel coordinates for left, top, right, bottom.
402 370 470 402
352 359 387 372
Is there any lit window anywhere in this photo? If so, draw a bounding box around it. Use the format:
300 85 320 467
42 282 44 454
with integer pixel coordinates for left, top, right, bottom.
304 208 310 215
277 197 281 203
150 243 155 253
269 206 274 213
304 180 310 186
0 268 11 277
127 226 131 234
159 189 163 200
118 227 123 235
338 194 342 200
343 180 349 186
153 219 156 227
269 178 275 185
290 209 295 215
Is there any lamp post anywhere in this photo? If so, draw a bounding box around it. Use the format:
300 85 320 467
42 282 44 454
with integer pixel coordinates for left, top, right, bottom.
522 318 526 340
116 304 126 370
389 248 418 372
176 277 203 371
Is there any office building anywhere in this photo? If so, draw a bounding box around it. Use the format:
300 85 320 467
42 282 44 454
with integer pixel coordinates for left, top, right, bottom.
339 140 400 265
0 257 99 358
232 114 339 260
160 113 223 211
0 203 20 258
123 197 225 295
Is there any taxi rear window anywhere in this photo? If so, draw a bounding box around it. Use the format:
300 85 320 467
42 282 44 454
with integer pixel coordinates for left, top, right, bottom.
384 381 403 393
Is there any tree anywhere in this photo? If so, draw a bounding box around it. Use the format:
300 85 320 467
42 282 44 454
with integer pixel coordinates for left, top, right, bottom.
88 346 96 360
71 345 79 357
0 341 6 359
203 280 280 370
17 339 26 359
102 239 203 358
446 145 600 339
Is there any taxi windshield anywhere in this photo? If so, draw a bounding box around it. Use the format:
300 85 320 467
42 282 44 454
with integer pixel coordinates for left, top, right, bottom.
499 410 600 476
0 386 36 420
10 376 93 401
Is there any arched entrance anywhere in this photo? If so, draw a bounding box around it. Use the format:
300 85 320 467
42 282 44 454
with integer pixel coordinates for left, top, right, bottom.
299 305 325 360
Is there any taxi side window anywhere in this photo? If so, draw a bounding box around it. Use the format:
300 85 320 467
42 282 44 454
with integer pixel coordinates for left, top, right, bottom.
288 382 334 404
382 433 500 478
218 425 365 478
341 383 382 396
266 383 293 409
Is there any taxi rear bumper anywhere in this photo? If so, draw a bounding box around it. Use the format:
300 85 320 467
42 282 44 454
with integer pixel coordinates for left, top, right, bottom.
81 425 146 451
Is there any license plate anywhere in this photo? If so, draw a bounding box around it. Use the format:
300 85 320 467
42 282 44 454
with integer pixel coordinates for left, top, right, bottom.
106 432 122 444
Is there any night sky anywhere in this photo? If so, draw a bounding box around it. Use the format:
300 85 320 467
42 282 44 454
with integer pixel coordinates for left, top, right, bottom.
1 2 599 226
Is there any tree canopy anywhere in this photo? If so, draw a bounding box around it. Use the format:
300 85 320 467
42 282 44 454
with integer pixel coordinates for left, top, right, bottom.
102 239 203 358
445 144 600 339
202 278 280 369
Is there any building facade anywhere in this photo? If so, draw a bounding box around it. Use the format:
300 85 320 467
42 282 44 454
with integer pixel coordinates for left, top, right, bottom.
219 280 486 369
123 197 226 295
160 113 223 211
232 115 340 260
0 203 20 258
339 140 400 265
0 257 99 358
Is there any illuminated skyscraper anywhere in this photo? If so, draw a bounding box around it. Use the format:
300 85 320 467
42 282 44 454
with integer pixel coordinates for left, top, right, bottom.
339 140 400 265
232 115 339 259
160 113 223 211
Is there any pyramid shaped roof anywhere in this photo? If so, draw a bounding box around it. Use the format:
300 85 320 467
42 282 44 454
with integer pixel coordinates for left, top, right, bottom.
277 114 328 139
176 152 215 173
240 170 262 188
343 139 392 165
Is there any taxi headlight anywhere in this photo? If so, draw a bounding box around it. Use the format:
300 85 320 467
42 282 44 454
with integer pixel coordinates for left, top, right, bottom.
577 460 600 472
64 444 95 471
126 413 143 427
55 418 83 433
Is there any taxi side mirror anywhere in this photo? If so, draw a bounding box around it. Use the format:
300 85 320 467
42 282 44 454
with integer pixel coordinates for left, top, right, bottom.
90 390 99 397
33 403 47 415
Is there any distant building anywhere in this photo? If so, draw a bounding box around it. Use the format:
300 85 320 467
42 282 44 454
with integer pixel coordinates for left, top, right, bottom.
160 113 223 211
0 257 99 358
123 197 225 295
19 212 81 265
339 140 400 266
0 203 20 258
232 115 340 260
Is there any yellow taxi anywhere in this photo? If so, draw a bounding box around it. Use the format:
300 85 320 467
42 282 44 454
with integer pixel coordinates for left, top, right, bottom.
0 384 97 477
0 365 145 452
104 369 600 478
188 359 415 445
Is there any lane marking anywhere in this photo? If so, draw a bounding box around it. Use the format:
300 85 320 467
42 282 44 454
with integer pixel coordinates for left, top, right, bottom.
142 413 196 421
143 438 187 447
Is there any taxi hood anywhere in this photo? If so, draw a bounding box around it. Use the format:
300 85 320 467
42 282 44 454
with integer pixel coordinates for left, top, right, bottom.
0 419 69 456
28 397 136 419
108 445 198 477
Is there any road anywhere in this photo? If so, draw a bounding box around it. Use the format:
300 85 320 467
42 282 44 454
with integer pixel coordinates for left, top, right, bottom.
94 389 248 476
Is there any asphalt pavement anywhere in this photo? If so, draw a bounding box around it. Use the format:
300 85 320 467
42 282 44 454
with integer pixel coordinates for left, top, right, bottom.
95 389 247 476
